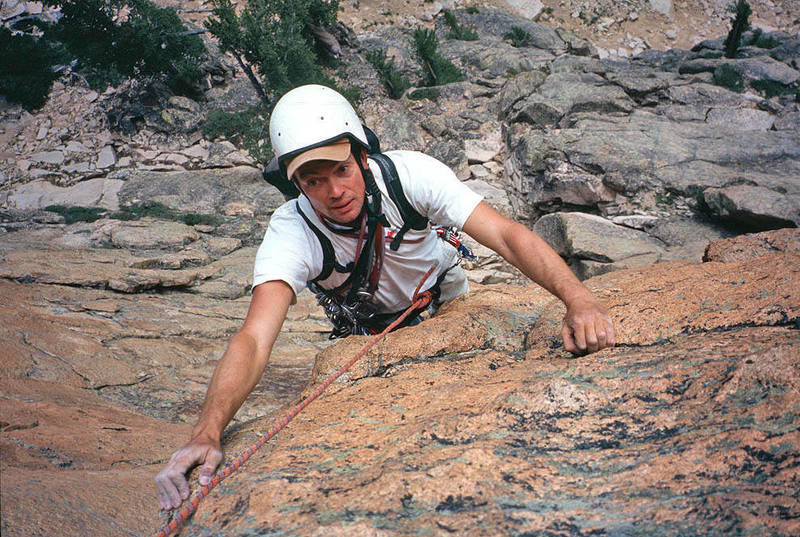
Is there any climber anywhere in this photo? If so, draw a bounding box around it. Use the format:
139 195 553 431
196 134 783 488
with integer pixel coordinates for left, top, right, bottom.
155 84 615 510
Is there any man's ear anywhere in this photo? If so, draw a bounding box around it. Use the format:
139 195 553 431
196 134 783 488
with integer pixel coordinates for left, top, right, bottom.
358 147 369 167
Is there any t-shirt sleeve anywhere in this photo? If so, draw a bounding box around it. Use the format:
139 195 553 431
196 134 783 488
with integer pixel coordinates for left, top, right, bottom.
386 150 483 229
252 203 317 296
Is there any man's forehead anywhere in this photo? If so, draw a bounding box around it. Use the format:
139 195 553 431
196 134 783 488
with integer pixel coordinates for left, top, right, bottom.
296 154 353 178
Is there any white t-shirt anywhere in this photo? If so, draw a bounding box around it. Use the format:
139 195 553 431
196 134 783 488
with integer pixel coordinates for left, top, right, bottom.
253 150 483 313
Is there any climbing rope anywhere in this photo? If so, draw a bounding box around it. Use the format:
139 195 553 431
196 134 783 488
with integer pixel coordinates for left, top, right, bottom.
154 266 437 537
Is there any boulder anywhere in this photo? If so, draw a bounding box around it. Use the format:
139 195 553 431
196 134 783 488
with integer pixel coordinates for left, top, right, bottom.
507 72 635 127
703 184 800 230
722 56 800 86
505 109 800 223
455 40 554 77
555 27 597 57
202 140 243 168
505 0 544 20
30 151 65 165
371 111 427 151
533 212 667 279
648 0 674 17
466 8 565 53
492 70 547 117
96 145 117 169
91 218 199 251
115 167 284 219
464 135 501 163
5 178 124 211
705 107 775 130
426 138 469 181
639 217 733 261
703 227 800 262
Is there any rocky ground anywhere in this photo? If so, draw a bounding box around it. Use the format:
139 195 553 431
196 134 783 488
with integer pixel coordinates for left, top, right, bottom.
1 1 799 536
2 227 798 537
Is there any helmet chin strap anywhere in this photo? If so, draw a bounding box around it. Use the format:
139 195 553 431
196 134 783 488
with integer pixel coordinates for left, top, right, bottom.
345 150 389 305
352 145 385 223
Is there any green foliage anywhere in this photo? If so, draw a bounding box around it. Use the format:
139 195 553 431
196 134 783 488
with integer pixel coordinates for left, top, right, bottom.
750 79 796 98
114 202 223 226
442 10 477 41
45 202 223 226
365 49 410 99
205 0 343 104
182 213 222 226
44 205 108 224
203 106 272 164
465 7 479 15
723 0 752 58
713 64 744 92
0 28 69 110
113 202 223 226
43 0 206 92
412 28 465 87
654 191 675 206
747 28 781 49
503 26 531 48
408 87 440 101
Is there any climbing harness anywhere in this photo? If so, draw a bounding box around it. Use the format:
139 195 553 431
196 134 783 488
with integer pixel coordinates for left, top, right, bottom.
153 266 438 537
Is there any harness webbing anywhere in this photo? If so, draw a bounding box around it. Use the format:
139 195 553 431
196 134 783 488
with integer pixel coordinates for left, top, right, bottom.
154 266 438 537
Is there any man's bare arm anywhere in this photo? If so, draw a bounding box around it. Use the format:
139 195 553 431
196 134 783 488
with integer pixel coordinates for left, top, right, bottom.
155 280 294 509
462 201 615 354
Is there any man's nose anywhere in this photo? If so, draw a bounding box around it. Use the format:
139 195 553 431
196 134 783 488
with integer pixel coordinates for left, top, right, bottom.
328 177 345 198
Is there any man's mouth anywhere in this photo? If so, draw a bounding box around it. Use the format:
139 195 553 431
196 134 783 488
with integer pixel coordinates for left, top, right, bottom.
332 199 353 211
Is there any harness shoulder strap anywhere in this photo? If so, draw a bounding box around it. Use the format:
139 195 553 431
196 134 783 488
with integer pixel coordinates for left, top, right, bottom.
295 201 337 284
369 153 428 251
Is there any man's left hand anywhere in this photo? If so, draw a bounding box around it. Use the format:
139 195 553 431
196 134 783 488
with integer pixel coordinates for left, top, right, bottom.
561 298 616 355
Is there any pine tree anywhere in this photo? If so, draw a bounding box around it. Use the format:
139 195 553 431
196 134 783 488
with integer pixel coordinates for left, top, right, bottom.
205 0 340 104
723 0 752 59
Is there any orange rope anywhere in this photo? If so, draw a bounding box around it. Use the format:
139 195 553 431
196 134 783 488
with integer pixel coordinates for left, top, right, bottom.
154 266 437 537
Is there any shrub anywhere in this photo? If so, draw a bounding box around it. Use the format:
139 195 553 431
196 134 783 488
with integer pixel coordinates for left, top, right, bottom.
44 205 108 224
750 79 796 98
503 26 531 48
43 0 206 92
747 28 781 49
205 0 343 104
408 88 440 101
442 10 478 41
0 28 69 110
723 0 752 58
44 202 224 226
365 49 411 99
412 28 465 86
713 64 744 92
113 201 224 226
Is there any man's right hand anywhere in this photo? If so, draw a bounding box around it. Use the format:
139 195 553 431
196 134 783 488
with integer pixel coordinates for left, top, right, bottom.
156 439 223 510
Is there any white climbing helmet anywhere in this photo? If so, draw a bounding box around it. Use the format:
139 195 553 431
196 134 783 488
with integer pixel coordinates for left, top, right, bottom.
269 84 368 178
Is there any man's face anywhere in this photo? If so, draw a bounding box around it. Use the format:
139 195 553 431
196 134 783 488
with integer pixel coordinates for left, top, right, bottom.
294 150 367 226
